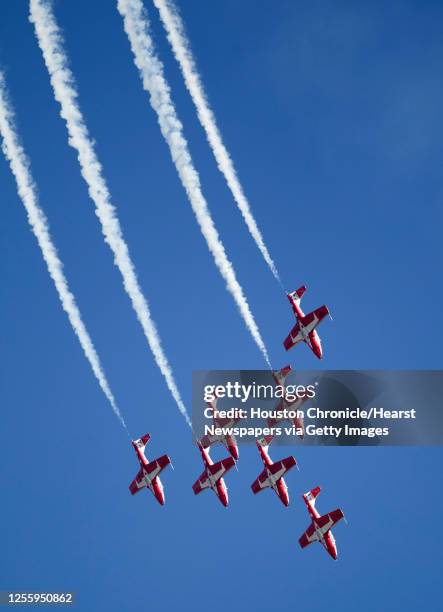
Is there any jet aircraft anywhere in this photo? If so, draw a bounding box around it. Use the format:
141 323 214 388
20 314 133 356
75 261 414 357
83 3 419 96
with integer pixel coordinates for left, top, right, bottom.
251 436 297 506
299 486 345 560
192 443 235 507
129 433 172 506
283 286 330 359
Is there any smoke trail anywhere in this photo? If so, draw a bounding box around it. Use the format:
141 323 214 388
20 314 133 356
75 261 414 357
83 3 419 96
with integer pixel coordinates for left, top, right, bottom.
29 0 191 427
153 0 282 286
117 0 271 368
0 72 126 429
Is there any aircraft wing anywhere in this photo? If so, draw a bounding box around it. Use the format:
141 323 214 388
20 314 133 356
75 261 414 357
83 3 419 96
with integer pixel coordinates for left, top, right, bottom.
316 509 345 534
283 321 303 351
300 306 329 334
251 468 271 493
208 457 235 482
299 523 318 548
269 456 296 480
192 471 212 495
129 468 146 495
206 400 240 428
145 454 171 480
251 456 296 493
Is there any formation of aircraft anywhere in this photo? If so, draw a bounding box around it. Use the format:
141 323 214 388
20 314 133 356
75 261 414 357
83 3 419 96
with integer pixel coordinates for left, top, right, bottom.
200 398 240 459
128 433 172 506
283 285 330 359
129 285 346 558
299 486 345 560
192 442 236 507
251 435 297 506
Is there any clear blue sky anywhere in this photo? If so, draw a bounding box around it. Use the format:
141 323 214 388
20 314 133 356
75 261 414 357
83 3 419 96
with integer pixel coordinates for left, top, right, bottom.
0 1 442 610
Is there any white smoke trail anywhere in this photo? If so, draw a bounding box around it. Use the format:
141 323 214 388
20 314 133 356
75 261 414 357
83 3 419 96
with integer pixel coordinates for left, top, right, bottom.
117 0 271 368
0 72 126 429
29 0 191 427
153 0 282 286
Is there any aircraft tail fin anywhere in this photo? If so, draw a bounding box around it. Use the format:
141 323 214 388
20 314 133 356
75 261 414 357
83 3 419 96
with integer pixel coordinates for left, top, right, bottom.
288 285 306 304
133 433 151 453
257 434 274 448
304 486 321 506
272 365 292 386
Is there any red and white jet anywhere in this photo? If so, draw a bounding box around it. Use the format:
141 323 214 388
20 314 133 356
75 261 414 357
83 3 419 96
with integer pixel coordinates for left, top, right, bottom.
129 434 171 506
200 399 240 460
192 443 236 507
251 436 297 507
269 365 305 438
299 486 345 560
283 286 330 359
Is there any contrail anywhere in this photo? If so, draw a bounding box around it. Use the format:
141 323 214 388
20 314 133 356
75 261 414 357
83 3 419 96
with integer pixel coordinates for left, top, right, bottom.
0 71 126 429
153 0 282 286
29 0 191 427
117 0 271 368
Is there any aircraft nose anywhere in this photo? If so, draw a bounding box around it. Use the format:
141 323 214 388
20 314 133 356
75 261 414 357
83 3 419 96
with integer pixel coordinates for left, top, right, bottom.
281 492 289 507
312 339 323 359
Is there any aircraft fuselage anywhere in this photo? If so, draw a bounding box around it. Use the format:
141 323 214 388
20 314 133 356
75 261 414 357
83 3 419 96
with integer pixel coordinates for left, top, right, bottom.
133 442 165 505
290 296 323 359
305 499 337 560
200 445 229 507
258 445 289 507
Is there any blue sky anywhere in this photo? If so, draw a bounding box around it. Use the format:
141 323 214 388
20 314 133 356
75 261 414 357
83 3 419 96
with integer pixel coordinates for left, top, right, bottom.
0 1 442 610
